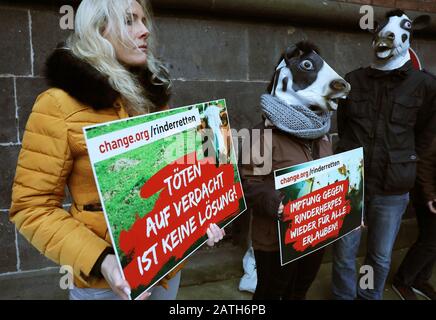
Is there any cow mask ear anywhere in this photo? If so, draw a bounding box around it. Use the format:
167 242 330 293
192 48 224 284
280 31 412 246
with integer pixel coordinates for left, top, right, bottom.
413 15 431 30
284 45 300 63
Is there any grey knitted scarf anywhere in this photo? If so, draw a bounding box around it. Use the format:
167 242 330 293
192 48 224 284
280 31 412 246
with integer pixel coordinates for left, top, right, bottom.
260 94 331 140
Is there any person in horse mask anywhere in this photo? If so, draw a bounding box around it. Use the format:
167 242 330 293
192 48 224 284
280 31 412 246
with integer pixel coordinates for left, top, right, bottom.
332 9 436 300
241 41 350 300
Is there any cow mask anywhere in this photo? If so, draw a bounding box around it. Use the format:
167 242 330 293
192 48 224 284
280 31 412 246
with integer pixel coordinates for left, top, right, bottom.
371 10 430 71
269 41 350 112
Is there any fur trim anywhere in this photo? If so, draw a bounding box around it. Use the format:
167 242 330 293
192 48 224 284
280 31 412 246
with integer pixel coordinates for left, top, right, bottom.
44 44 171 110
45 47 119 110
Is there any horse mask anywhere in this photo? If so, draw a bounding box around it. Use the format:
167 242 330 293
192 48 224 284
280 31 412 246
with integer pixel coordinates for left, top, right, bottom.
269 42 351 112
371 10 431 71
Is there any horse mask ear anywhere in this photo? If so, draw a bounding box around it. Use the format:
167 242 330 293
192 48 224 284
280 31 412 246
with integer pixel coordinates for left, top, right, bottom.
413 15 431 30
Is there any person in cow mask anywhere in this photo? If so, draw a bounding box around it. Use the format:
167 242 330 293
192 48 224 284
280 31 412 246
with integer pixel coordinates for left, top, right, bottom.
332 9 436 300
241 41 350 300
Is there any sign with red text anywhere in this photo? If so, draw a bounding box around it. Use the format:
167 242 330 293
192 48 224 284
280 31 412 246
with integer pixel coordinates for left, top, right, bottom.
83 99 246 299
274 148 363 265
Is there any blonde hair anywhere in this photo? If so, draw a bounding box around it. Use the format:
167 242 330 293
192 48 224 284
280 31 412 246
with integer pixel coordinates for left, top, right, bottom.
66 0 170 115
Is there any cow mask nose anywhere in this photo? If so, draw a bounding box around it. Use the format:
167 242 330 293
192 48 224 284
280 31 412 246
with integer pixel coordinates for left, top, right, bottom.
330 79 348 92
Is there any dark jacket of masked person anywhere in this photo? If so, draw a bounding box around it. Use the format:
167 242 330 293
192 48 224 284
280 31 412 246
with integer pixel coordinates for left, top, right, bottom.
336 61 436 199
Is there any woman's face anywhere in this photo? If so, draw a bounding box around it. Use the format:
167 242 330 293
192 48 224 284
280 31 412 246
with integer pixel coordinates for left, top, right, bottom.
104 1 149 67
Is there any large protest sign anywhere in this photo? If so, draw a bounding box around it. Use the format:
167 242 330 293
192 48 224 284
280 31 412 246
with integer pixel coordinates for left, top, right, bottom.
274 148 363 265
83 99 246 299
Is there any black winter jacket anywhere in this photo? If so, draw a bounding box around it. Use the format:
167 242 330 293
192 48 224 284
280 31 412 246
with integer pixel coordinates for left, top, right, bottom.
336 61 436 198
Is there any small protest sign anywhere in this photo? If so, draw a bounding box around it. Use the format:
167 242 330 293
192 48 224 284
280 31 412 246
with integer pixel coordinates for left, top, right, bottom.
274 148 364 265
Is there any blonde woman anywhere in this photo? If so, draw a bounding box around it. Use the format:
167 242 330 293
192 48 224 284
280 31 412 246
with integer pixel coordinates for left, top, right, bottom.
9 0 224 300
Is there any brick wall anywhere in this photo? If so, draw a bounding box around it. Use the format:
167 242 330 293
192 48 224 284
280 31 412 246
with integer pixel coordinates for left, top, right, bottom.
0 1 434 292
335 0 436 13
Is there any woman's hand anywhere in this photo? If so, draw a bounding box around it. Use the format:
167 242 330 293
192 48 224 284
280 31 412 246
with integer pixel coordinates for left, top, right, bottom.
206 223 225 246
100 254 151 300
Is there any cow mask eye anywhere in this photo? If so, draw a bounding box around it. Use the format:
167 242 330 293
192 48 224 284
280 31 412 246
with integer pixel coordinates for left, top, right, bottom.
300 60 314 71
402 20 412 30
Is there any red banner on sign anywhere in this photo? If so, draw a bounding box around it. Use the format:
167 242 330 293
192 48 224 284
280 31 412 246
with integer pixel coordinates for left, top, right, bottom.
119 152 243 289
282 180 351 252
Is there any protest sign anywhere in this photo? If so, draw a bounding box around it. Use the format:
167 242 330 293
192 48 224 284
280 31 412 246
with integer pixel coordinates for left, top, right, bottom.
84 99 246 299
274 148 363 265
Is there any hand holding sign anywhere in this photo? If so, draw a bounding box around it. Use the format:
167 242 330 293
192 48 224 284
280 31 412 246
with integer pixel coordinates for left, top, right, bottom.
206 223 226 246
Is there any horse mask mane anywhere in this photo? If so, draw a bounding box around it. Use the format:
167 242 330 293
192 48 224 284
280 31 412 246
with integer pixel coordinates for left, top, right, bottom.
371 10 431 71
268 41 350 112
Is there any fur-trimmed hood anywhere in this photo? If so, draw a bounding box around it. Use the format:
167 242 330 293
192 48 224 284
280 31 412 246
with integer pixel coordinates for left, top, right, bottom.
44 44 171 110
